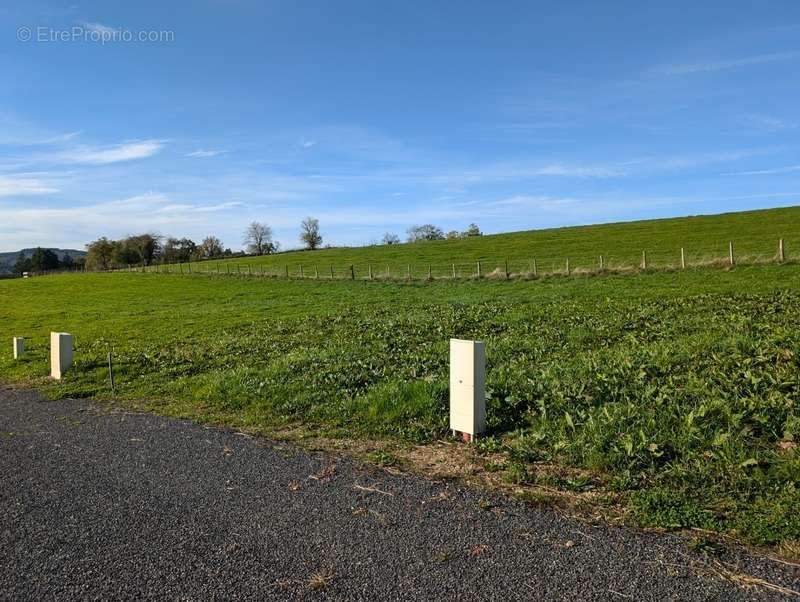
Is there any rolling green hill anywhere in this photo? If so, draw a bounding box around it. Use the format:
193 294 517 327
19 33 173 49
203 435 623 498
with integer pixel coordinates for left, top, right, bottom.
4 205 800 551
189 206 800 278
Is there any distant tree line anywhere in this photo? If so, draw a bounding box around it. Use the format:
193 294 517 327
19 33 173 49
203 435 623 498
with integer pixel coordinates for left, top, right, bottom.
82 217 327 271
80 218 478 271
403 223 481 243
83 233 236 271
12 248 85 276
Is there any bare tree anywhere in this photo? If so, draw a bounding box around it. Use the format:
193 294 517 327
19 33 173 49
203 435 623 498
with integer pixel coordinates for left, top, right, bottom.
197 236 224 259
243 221 277 255
407 224 444 242
382 232 400 245
300 217 322 250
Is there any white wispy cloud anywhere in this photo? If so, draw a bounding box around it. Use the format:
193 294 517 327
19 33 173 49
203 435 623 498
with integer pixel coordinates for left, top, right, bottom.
492 121 578 132
742 114 794 130
722 164 800 176
425 161 624 186
0 192 248 250
657 51 800 75
0 111 82 146
186 149 227 158
334 149 764 189
155 201 243 213
0 131 83 147
623 149 774 172
532 164 621 178
55 139 164 164
37 131 83 144
0 175 59 197
484 195 577 208
81 22 118 36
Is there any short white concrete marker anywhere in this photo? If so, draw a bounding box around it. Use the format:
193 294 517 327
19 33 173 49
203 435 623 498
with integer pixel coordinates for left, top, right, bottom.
12 337 24 359
50 332 73 379
449 338 486 442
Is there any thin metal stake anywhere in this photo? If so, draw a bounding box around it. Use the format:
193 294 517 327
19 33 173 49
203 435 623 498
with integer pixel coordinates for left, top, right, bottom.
107 350 115 394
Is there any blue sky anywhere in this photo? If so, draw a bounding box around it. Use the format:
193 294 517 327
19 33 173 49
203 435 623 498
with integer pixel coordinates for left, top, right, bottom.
2 1 800 252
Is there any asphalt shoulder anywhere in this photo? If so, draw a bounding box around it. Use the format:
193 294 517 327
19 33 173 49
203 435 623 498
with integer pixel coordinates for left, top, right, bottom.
1 386 798 601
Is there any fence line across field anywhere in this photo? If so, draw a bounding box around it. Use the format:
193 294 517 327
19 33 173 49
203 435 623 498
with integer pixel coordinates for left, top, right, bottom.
117 238 791 281
22 238 792 280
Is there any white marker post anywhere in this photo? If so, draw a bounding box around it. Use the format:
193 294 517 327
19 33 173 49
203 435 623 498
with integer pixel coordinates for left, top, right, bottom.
50 332 73 379
449 338 486 442
12 337 24 359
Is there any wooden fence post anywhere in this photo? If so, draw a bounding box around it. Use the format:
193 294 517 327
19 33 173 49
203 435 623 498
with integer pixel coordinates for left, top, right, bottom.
428 265 432 280
407 265 411 280
350 265 355 280
532 258 537 277
476 261 481 278
728 241 735 266
300 265 304 278
680 247 685 269
452 264 456 279
368 265 373 280
386 265 390 279
565 258 570 275
641 250 647 270
330 265 335 279
505 259 509 279
779 238 785 263
599 255 604 270
315 266 319 279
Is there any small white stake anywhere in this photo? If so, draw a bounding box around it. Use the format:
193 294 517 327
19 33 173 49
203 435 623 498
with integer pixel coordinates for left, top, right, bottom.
449 339 486 442
50 332 73 379
13 337 24 359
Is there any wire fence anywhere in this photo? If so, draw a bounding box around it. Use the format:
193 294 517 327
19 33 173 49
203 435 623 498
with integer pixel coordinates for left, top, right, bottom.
105 239 793 281
16 239 794 281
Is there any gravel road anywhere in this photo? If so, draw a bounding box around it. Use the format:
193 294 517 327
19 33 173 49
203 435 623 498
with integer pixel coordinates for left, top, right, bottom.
1 386 798 601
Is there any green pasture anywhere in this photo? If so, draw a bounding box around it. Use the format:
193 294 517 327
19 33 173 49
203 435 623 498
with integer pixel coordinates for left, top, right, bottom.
1 263 799 549
171 206 800 278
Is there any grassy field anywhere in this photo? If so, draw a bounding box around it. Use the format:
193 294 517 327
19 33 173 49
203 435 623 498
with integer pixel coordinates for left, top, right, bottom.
163 206 800 278
1 262 799 552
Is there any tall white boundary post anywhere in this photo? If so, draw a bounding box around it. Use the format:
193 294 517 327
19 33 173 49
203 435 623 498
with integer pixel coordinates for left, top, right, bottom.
449 338 486 442
50 332 73 379
12 337 24 359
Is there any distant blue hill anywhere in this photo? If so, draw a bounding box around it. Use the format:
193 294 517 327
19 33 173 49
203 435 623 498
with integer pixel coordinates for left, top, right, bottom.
0 248 86 274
